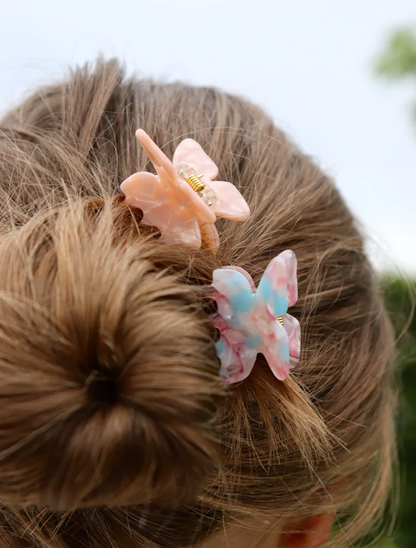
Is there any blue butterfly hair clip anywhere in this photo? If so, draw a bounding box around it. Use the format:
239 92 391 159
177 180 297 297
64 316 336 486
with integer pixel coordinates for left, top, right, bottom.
210 250 301 383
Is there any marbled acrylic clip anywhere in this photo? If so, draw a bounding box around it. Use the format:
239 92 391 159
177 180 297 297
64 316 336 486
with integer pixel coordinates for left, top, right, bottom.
210 250 301 383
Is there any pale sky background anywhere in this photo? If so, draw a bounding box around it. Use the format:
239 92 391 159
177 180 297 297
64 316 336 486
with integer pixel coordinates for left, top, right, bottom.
1 0 415 274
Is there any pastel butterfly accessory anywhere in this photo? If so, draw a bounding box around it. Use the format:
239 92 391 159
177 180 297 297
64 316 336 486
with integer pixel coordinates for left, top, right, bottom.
210 250 301 383
120 129 250 254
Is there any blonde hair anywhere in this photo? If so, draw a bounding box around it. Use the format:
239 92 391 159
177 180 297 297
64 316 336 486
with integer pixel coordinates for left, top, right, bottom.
0 59 395 547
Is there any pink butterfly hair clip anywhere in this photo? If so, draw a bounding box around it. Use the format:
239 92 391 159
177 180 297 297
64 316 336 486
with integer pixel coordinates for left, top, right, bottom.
210 250 301 384
120 129 250 254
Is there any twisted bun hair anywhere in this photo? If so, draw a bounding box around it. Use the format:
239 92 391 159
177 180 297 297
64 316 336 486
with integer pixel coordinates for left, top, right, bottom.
0 198 222 510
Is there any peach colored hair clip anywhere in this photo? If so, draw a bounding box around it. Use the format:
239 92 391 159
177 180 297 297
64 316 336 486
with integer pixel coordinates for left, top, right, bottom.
120 130 250 254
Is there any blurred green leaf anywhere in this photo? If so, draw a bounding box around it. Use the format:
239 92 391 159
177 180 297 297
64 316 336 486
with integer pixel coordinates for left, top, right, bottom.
376 541 398 548
375 28 416 79
374 27 416 132
377 276 416 548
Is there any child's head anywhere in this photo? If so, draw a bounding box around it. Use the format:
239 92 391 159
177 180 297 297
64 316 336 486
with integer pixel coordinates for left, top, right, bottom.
0 59 395 547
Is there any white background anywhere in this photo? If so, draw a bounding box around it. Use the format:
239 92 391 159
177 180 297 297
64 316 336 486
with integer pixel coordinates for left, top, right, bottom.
1 0 415 274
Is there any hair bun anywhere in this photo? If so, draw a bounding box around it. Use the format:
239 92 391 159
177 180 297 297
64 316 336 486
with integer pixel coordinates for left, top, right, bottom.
0 200 222 511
